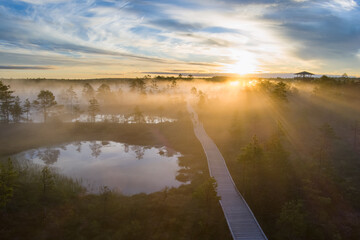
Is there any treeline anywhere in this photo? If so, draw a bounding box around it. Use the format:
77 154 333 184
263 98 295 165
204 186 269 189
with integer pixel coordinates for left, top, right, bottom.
0 80 62 123
0 79 183 124
313 74 360 85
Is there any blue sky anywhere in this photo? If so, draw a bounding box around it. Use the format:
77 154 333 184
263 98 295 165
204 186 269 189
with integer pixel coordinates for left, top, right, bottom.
0 0 359 78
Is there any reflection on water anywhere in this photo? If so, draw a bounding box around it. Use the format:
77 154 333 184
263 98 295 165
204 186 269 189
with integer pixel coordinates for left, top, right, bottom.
15 141 183 195
89 141 102 158
132 145 145 160
72 114 176 123
37 148 60 164
18 113 176 124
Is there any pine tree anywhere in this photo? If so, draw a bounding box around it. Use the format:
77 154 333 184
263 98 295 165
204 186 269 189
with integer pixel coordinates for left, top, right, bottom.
0 158 18 209
276 200 307 239
41 166 54 198
64 86 78 115
97 83 111 103
23 98 31 122
11 96 23 123
237 135 263 196
82 83 95 100
88 98 100 122
273 81 288 101
132 106 145 123
0 80 15 123
316 123 337 168
33 90 57 123
151 79 159 92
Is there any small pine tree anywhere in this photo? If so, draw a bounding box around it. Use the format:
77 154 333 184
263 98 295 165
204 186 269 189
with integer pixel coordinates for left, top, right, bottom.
273 81 288 101
88 98 100 122
191 87 197 95
97 83 111 102
151 79 159 92
64 86 78 115
237 135 263 196
133 106 145 123
316 123 337 168
238 135 263 164
82 83 95 100
23 98 31 122
41 166 54 200
33 90 57 123
171 79 177 88
276 200 307 239
0 80 15 123
0 158 18 209
193 177 220 209
11 96 23 123
198 90 206 107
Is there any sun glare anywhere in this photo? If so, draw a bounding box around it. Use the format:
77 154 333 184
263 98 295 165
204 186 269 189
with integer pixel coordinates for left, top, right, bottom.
229 80 240 87
247 80 258 87
227 61 257 75
224 51 259 75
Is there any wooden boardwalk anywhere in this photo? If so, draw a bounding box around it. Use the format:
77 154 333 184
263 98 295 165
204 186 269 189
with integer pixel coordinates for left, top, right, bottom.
188 104 267 240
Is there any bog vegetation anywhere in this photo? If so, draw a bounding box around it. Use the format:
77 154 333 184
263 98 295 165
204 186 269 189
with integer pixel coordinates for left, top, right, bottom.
1 75 360 239
198 76 360 239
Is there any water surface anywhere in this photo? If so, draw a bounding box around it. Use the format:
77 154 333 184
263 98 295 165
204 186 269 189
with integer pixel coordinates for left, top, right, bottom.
15 141 183 195
72 114 176 123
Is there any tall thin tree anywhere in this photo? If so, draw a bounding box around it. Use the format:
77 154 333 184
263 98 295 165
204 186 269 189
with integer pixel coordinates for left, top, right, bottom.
23 99 31 122
0 80 15 123
88 98 100 122
33 90 57 123
11 96 23 123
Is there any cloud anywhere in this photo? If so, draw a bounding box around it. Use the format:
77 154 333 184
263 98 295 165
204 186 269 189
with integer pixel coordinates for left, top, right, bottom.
321 0 358 11
95 73 124 76
141 71 232 77
0 0 359 77
148 19 202 32
18 0 72 4
0 65 53 69
262 1 360 61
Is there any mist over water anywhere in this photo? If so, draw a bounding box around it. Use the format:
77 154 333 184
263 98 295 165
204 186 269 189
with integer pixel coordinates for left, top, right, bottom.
14 141 183 195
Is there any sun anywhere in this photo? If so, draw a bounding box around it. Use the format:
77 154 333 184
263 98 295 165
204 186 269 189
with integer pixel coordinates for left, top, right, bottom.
226 61 257 75
224 51 259 75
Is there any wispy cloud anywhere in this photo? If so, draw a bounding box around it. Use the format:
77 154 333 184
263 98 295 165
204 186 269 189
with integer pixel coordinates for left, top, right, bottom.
142 72 235 77
0 65 53 70
0 0 359 77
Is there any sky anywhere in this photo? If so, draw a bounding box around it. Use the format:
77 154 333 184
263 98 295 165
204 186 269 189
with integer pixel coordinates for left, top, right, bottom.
0 0 359 78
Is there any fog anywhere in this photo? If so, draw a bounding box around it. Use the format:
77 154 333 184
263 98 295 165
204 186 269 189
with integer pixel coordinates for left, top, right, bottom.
2 76 360 156
1 76 360 239
2 76 360 153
